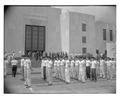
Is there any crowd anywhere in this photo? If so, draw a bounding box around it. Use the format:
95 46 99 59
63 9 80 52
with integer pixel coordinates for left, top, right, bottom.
4 51 116 89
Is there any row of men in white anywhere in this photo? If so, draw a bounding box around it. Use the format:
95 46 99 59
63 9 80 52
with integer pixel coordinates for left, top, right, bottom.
40 57 116 85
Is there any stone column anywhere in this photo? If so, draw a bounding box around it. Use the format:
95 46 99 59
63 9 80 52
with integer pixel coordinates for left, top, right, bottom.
60 9 69 54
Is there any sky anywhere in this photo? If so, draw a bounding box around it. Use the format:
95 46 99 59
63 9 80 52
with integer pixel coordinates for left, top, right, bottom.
53 6 116 25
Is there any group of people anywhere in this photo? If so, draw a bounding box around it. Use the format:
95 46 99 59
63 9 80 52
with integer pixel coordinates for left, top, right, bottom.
40 56 116 86
4 51 116 88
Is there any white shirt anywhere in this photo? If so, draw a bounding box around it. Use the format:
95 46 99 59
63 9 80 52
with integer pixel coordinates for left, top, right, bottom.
91 60 96 68
65 60 69 68
61 59 65 65
11 59 18 66
25 59 31 69
44 60 47 67
100 60 105 66
54 60 57 66
86 60 90 66
48 60 52 67
57 60 61 66
71 60 74 67
106 60 111 67
75 60 79 66
21 58 25 67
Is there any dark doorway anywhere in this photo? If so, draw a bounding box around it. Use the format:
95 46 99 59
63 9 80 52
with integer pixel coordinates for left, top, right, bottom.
25 25 45 56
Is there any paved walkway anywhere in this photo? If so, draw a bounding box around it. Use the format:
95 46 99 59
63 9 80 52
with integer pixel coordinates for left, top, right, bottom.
4 73 116 94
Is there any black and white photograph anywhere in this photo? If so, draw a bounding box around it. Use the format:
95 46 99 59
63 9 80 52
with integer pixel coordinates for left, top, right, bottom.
4 5 116 94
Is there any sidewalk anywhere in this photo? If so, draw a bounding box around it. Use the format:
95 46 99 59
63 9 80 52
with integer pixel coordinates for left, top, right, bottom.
4 73 116 94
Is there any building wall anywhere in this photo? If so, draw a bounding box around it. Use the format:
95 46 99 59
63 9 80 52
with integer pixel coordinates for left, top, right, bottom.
95 21 116 54
69 12 96 56
5 6 61 56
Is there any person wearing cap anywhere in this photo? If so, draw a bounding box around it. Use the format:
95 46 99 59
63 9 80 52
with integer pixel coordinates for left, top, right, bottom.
24 57 32 88
65 57 70 84
11 57 18 77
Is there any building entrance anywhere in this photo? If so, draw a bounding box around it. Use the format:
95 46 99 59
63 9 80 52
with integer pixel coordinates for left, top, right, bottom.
25 25 45 56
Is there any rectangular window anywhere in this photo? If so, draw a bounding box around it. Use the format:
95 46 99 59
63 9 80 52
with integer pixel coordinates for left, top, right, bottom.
82 36 86 43
110 30 113 41
82 23 86 31
103 29 106 40
82 47 87 54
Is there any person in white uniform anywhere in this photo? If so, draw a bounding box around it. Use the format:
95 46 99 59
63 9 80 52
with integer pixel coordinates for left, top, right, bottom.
100 57 105 78
79 57 86 83
21 56 25 80
24 57 32 88
75 57 79 80
106 58 113 80
54 58 58 78
46 57 53 86
70 57 75 79
65 57 70 84
61 58 65 81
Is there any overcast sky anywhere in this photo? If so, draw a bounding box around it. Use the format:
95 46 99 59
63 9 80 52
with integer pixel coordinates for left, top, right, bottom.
54 6 116 25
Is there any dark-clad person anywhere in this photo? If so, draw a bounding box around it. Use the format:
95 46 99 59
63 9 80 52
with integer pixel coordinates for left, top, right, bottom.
11 58 18 77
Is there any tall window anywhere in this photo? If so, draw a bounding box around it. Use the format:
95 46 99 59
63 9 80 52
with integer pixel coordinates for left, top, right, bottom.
103 29 106 40
110 30 113 41
82 47 87 54
82 36 86 43
82 23 86 31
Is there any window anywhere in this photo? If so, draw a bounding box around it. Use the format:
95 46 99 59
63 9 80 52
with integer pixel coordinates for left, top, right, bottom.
110 30 113 41
82 36 86 43
82 47 87 54
82 23 86 31
103 29 106 40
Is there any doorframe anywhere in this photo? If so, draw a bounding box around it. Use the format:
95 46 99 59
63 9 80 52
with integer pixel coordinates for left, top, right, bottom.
25 25 45 55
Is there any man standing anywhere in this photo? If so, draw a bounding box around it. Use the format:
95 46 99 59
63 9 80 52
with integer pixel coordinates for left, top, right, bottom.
47 57 53 86
86 57 91 80
24 57 32 88
21 56 25 80
43 57 47 80
53 58 58 78
106 58 113 80
91 57 97 82
79 57 86 83
75 57 79 80
100 57 105 78
61 57 65 81
11 57 18 77
70 57 75 79
65 57 70 84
